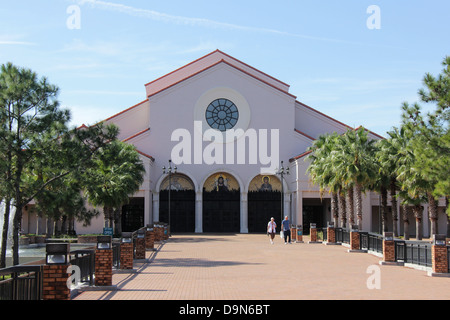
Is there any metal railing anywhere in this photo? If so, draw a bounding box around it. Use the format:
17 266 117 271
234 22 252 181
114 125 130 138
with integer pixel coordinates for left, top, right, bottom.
394 240 432 268
448 246 450 273
0 265 43 300
112 241 121 269
360 232 383 254
70 249 95 286
317 228 328 241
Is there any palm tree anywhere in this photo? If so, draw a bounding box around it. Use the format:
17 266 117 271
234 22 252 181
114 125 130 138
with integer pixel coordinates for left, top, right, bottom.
376 127 408 236
306 133 342 226
398 103 441 239
333 127 378 230
83 140 145 236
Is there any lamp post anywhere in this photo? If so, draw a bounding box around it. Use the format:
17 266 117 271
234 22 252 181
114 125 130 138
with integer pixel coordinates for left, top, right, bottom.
162 159 177 235
276 161 290 224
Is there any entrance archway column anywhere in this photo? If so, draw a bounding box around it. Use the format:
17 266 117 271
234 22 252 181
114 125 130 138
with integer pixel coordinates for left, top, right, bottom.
152 192 160 223
195 190 203 233
296 191 303 229
240 192 248 233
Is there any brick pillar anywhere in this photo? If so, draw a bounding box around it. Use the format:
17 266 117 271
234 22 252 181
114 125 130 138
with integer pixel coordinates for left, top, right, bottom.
310 227 317 242
145 228 155 250
350 225 360 251
43 264 71 300
120 242 134 269
432 235 448 274
135 236 146 260
296 225 303 243
95 249 113 286
291 225 297 243
327 227 336 243
154 224 162 242
382 232 395 262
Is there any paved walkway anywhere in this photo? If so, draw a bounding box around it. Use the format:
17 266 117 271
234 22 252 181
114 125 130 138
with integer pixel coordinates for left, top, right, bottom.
74 234 450 300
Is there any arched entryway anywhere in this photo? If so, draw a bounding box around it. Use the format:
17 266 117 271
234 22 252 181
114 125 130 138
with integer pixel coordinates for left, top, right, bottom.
159 173 196 233
247 175 282 233
202 172 240 233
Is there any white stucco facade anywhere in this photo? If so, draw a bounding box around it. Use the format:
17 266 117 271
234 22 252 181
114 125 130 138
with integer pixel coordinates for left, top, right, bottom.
23 50 448 237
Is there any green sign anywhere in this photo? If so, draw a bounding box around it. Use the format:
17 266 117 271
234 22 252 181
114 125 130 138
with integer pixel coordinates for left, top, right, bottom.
103 227 113 236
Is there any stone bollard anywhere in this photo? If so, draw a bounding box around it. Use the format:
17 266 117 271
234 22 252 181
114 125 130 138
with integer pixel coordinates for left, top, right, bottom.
431 234 448 275
296 225 304 243
120 232 134 270
145 225 155 250
350 225 360 251
135 229 146 260
291 224 297 243
95 236 113 286
43 243 71 300
382 232 395 262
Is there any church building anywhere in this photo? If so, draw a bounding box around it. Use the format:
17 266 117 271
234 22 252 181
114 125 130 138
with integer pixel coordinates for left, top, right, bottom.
22 50 449 237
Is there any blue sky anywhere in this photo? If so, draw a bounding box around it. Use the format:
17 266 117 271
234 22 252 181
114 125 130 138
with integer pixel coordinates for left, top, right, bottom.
1 0 449 137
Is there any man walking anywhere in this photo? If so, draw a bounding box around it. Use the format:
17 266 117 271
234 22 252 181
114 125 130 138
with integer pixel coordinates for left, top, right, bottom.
267 217 277 244
282 216 291 244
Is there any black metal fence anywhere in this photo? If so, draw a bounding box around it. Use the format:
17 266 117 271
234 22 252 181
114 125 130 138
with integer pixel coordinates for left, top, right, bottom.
394 241 432 268
70 249 95 286
448 246 450 273
0 265 43 300
317 228 328 241
359 232 383 254
112 241 121 269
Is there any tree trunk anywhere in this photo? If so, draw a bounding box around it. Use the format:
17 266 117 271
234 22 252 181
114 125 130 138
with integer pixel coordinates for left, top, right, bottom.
103 206 112 228
54 218 61 237
338 191 347 229
390 179 398 237
427 192 438 236
331 192 339 227
46 217 54 236
413 204 423 240
346 187 355 226
0 198 12 268
380 186 388 233
355 183 363 230
61 215 68 235
12 203 23 266
402 204 410 240
68 217 75 236
114 207 122 237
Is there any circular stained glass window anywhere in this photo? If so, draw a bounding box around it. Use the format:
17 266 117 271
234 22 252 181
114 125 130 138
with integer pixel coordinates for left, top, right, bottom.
205 98 239 132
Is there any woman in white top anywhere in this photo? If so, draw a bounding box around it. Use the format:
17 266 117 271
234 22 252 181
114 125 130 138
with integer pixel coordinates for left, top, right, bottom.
267 217 277 244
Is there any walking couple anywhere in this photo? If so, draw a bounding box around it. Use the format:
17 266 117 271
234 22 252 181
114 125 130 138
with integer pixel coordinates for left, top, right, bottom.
267 216 291 244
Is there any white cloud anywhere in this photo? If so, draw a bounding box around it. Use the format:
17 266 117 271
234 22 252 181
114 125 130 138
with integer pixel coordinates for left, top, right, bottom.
70 0 384 47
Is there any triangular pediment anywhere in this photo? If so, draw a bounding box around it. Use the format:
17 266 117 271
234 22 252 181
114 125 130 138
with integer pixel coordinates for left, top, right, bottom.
144 50 291 97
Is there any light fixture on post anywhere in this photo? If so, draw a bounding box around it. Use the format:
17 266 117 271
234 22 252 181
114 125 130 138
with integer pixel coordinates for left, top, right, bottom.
276 160 290 224
162 159 177 236
137 229 145 239
97 235 112 250
46 243 70 265
121 232 133 243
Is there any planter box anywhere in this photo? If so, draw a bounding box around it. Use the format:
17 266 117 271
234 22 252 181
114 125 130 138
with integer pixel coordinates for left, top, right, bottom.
35 236 47 244
77 236 99 243
19 237 30 246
